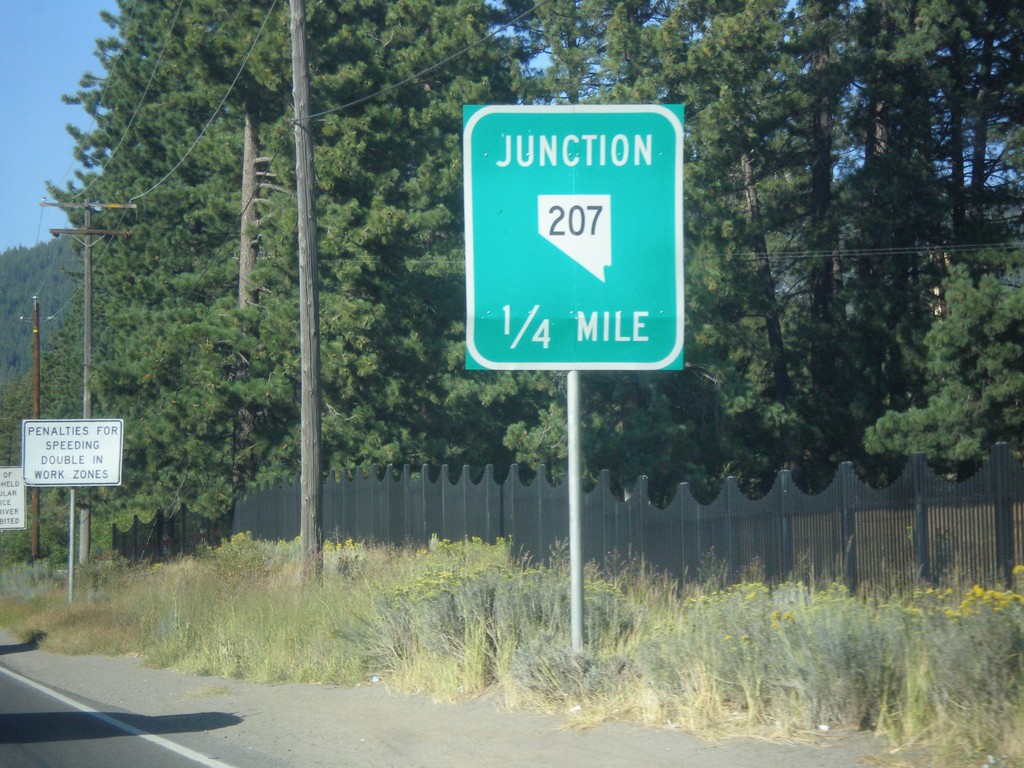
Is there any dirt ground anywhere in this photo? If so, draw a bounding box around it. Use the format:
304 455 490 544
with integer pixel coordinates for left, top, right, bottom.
0 628 896 768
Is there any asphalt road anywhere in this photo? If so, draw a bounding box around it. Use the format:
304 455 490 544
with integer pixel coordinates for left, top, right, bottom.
0 629 891 768
0 661 247 768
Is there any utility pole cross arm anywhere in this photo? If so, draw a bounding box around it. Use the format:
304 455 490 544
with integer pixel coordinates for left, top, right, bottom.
49 228 131 238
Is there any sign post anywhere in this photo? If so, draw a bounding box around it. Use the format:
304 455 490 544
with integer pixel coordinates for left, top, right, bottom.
464 104 684 651
22 419 124 601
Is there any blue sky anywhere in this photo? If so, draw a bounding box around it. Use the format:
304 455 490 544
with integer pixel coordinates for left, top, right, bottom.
0 1 115 253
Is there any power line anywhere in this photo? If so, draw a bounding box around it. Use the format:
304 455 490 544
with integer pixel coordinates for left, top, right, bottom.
33 203 45 249
59 0 141 199
30 223 71 302
30 204 96 312
722 241 1023 262
91 1 141 132
155 238 1024 277
75 0 543 206
37 206 132 323
45 284 82 325
129 0 280 203
303 0 554 122
73 0 183 201
169 239 1024 269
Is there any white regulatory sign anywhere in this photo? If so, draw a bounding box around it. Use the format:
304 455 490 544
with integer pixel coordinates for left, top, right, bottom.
0 467 26 530
22 419 124 487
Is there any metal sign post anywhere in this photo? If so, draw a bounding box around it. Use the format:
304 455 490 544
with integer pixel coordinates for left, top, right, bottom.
464 105 685 652
22 419 124 602
567 370 583 651
69 490 76 604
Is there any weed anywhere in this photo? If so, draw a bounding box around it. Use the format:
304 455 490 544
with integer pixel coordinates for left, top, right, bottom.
0 561 61 601
1 541 1023 766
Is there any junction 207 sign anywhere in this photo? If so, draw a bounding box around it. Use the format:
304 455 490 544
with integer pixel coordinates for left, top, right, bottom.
463 104 685 370
22 419 124 487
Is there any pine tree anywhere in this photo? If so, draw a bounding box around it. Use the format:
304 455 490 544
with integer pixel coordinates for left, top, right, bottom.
861 0 1024 471
282 0 540 470
34 0 1024 544
61 0 294 524
866 252 1024 470
54 0 544 532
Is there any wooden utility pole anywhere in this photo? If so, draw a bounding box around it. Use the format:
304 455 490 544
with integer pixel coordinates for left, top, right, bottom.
31 297 41 561
289 0 324 580
83 208 93 424
42 201 134 564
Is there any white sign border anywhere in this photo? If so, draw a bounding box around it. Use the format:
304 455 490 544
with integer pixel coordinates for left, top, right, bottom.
21 419 124 488
464 103 685 371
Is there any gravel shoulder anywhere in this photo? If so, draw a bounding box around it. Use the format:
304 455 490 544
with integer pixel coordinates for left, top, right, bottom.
0 628 891 768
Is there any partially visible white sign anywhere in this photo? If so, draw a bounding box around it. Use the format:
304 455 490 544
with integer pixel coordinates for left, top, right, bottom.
0 467 25 530
22 419 124 487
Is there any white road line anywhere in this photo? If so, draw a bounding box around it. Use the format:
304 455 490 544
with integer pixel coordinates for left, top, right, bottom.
0 664 240 768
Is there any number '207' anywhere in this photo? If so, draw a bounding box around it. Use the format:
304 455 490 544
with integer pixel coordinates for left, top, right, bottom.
547 205 604 236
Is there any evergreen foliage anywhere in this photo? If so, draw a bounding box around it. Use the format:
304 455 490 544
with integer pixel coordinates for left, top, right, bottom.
4 0 1021 557
0 240 77 386
866 253 1024 472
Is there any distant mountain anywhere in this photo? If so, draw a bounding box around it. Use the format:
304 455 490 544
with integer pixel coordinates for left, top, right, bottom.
0 240 78 386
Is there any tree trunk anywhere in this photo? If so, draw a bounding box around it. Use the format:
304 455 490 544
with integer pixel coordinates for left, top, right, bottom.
807 40 839 396
239 112 261 309
968 30 994 228
741 152 793 405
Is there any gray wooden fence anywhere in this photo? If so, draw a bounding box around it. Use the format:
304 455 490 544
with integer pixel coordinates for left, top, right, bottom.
112 506 225 562
230 443 1024 589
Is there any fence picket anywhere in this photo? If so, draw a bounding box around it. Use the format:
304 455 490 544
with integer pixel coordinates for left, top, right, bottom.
108 444 1022 589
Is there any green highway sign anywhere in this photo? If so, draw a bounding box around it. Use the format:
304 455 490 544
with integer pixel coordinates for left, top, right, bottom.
463 104 684 370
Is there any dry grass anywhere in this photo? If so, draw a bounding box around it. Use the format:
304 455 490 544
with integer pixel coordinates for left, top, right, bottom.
2 537 1022 768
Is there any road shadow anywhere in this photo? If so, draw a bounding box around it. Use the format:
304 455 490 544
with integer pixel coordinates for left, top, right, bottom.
0 711 243 744
0 629 46 655
0 641 40 656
